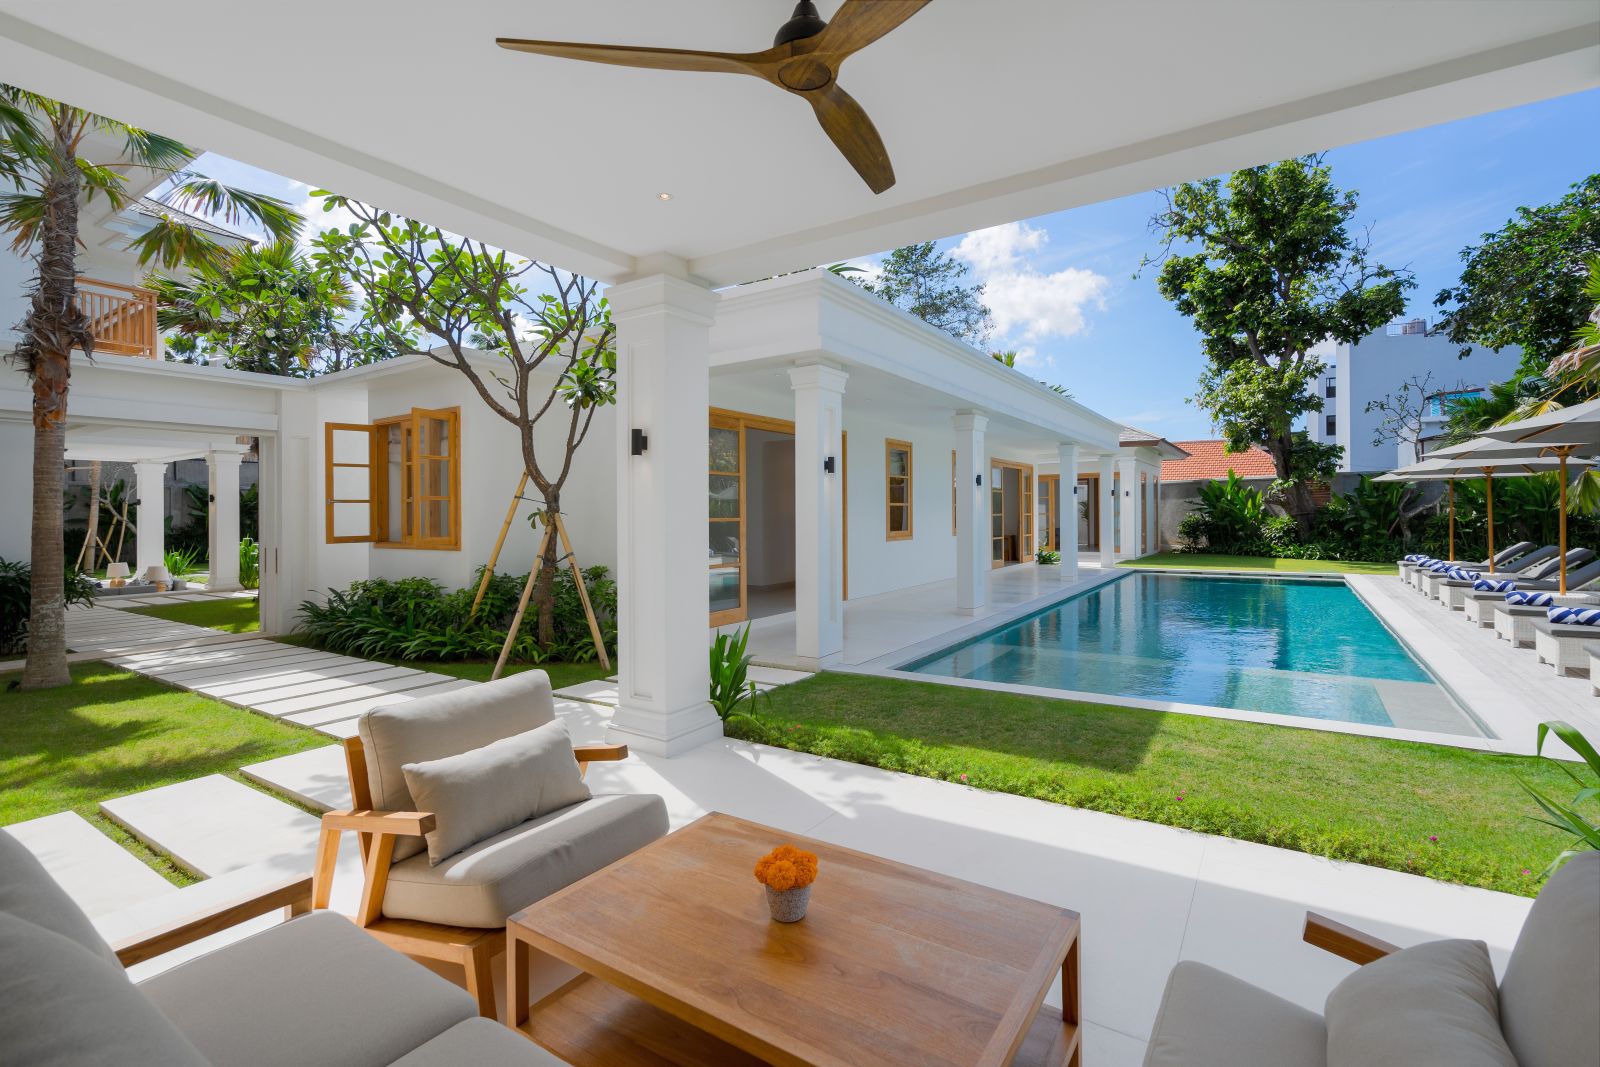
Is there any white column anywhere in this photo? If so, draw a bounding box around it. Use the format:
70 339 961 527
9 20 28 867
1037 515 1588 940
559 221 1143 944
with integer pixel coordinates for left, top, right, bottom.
1117 456 1139 560
790 362 848 669
1057 443 1079 580
132 461 166 581
607 269 723 757
206 451 244 591
1097 454 1116 568
954 411 989 614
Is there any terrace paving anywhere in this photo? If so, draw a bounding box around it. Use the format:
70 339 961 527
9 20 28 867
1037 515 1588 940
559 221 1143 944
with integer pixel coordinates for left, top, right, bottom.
6 811 175 918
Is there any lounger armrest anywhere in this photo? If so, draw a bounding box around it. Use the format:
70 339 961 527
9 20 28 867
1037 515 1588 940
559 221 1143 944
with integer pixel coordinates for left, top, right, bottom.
572 743 629 763
1303 911 1399 965
112 872 313 968
320 809 435 836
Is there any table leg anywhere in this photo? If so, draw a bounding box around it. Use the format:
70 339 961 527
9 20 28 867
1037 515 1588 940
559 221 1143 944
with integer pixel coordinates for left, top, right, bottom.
1063 933 1081 1067
508 931 531 1028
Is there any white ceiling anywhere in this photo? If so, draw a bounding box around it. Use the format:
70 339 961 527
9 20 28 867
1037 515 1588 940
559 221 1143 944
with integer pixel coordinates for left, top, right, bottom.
1 1 1594 284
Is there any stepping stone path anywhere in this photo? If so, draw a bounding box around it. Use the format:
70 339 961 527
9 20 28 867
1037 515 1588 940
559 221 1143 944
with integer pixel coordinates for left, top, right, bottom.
100 775 324 879
65 603 225 653
7 811 175 918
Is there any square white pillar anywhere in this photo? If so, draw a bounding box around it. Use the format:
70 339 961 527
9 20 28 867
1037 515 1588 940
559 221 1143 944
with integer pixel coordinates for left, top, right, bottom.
607 270 723 757
1096 454 1116 568
1117 456 1140 560
206 451 244 591
954 411 989 614
1057 443 1080 580
132 461 167 581
790 362 848 668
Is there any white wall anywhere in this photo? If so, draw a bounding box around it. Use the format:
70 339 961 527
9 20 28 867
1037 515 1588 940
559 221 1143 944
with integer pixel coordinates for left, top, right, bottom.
0 420 32 561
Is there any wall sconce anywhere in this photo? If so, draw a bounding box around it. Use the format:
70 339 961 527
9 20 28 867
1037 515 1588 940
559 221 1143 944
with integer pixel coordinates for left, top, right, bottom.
823 456 835 474
208 494 216 503
631 428 648 456
975 474 983 486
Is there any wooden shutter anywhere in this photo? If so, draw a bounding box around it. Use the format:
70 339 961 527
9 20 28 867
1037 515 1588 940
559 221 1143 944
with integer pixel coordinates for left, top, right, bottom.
412 407 460 550
325 423 377 543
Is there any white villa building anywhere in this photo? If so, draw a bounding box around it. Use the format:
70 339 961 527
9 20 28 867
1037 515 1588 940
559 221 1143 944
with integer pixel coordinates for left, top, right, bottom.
1303 319 1523 473
0 268 1181 679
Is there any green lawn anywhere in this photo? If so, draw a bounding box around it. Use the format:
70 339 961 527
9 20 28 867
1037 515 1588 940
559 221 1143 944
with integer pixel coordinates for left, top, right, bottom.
725 673 1575 896
1121 551 1395 575
0 663 327 884
125 596 260 634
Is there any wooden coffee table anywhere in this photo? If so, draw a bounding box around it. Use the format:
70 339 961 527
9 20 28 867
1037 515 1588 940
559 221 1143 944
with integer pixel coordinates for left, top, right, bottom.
507 812 1081 1066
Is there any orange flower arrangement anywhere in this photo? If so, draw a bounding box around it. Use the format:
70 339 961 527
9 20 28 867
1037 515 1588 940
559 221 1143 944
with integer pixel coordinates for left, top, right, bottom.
753 844 819 892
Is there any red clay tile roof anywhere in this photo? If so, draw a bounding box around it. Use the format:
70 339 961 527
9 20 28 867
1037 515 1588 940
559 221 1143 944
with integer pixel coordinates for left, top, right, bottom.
1162 440 1278 482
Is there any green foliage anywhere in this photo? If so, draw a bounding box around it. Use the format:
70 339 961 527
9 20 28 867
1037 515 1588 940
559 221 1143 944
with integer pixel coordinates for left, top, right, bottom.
0 558 96 655
709 624 760 721
162 546 202 579
1435 175 1600 373
1521 721 1600 877
1178 474 1425 562
295 566 617 665
1180 471 1267 552
861 242 992 344
238 537 259 590
1036 548 1062 565
1147 156 1408 518
151 240 396 376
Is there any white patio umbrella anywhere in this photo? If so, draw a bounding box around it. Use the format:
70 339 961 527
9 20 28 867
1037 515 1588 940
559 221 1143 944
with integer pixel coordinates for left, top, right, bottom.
1378 453 1593 588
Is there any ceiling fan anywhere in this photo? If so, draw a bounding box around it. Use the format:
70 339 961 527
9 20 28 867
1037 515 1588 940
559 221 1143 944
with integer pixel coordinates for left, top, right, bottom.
497 0 930 195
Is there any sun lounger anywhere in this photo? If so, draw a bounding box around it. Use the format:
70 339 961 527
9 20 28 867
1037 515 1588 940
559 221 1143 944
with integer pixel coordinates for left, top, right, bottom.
1401 542 1539 589
1436 545 1568 607
1491 564 1600 644
1533 606 1600 675
1461 548 1596 626
1422 544 1556 598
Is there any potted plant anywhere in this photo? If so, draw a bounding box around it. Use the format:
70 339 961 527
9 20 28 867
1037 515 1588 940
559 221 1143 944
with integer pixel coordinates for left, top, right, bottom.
754 844 819 922
1036 548 1062 566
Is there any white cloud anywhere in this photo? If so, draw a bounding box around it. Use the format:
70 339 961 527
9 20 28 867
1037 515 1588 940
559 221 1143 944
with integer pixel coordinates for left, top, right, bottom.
953 221 1109 344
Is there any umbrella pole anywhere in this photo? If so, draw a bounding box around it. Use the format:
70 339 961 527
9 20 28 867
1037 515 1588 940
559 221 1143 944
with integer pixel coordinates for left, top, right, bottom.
1485 470 1495 574
1447 479 1455 563
1559 451 1570 595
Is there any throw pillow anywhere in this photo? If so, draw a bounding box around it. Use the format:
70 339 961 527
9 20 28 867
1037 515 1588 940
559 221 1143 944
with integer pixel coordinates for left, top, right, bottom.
402 719 591 865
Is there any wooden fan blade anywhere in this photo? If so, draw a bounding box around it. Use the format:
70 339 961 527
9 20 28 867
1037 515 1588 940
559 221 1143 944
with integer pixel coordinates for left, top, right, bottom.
806 81 895 194
816 0 932 58
496 38 775 78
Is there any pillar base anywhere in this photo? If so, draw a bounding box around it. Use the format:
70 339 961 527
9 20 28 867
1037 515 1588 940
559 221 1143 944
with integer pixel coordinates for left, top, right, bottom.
607 701 724 757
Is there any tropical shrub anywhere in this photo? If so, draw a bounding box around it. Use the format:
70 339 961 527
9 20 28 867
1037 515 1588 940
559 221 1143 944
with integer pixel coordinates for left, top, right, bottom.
1522 721 1600 877
709 624 760 720
238 537 260 590
0 558 96 656
1179 471 1269 553
1036 548 1061 565
163 546 203 579
295 565 617 664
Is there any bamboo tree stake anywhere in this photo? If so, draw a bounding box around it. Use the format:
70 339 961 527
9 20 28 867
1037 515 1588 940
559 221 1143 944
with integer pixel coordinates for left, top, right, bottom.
554 513 611 671
491 521 555 681
470 472 529 618
76 460 102 572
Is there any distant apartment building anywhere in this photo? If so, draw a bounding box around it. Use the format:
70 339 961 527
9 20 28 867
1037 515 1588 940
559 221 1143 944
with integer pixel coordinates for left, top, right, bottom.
1302 319 1521 473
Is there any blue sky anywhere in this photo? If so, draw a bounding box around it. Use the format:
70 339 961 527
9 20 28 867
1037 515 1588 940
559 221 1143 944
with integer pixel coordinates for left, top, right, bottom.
183 87 1599 440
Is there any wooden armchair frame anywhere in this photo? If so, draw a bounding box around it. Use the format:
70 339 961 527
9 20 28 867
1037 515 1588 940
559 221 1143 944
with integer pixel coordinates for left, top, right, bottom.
1303 911 1400 966
112 871 313 968
310 733 628 1019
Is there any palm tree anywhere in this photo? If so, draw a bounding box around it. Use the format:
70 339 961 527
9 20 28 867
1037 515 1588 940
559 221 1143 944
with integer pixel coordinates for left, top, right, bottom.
0 86 299 689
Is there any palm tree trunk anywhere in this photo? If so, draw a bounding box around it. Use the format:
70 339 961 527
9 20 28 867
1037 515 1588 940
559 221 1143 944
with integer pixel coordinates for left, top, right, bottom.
19 130 90 690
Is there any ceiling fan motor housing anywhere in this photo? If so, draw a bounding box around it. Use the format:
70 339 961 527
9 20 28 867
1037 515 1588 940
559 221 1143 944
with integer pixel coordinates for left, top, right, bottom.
774 1 828 46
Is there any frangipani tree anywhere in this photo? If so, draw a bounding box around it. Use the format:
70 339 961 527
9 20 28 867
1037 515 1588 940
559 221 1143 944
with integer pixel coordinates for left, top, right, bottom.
0 86 299 689
309 192 615 644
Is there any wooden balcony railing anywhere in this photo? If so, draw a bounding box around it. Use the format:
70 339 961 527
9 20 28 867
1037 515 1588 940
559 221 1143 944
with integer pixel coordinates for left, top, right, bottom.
76 277 157 358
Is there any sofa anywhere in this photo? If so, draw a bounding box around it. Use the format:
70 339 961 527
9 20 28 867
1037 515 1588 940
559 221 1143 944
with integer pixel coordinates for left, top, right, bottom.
1142 851 1600 1067
0 825 566 1066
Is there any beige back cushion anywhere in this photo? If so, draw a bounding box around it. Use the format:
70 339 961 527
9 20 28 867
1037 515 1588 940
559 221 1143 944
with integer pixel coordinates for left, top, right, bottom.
1324 938 1516 1067
402 719 592 865
0 828 121 968
1499 851 1600 1067
359 670 555 862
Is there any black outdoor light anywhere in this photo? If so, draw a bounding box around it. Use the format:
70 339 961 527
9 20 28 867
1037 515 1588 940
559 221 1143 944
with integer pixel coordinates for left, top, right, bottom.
976 474 983 486
823 455 835 474
631 428 648 456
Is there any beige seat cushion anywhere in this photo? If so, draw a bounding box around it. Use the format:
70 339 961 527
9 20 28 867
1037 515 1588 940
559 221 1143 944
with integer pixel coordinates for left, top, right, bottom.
1499 851 1600 1067
1324 938 1515 1067
389 1018 572 1066
0 912 210 1067
383 792 669 928
139 911 475 1067
1143 960 1326 1067
403 719 591 865
360 670 556 861
0 827 122 968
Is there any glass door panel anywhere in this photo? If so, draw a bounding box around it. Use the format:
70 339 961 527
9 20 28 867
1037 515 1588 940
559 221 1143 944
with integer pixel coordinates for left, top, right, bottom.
990 464 1004 565
1020 466 1034 560
1076 476 1096 549
709 419 745 625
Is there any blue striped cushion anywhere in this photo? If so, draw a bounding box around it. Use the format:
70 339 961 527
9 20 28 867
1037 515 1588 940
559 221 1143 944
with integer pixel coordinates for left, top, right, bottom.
1405 553 1425 562
1476 578 1516 592
1428 561 1451 572
1548 605 1600 626
1446 566 1478 581
1507 590 1552 606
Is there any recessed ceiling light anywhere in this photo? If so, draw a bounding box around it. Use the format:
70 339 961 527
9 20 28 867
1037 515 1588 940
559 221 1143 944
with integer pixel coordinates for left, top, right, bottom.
656 192 672 201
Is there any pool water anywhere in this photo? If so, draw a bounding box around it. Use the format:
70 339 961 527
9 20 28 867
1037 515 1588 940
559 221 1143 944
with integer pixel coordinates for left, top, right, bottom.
904 572 1475 730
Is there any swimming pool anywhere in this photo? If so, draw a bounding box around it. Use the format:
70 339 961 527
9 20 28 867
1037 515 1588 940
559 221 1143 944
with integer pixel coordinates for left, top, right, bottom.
903 572 1481 735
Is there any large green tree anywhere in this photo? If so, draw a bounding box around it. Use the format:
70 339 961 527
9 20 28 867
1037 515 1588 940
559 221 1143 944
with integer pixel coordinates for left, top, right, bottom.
864 241 992 344
1149 156 1411 524
1434 174 1600 374
309 193 614 644
151 239 395 376
0 86 298 689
